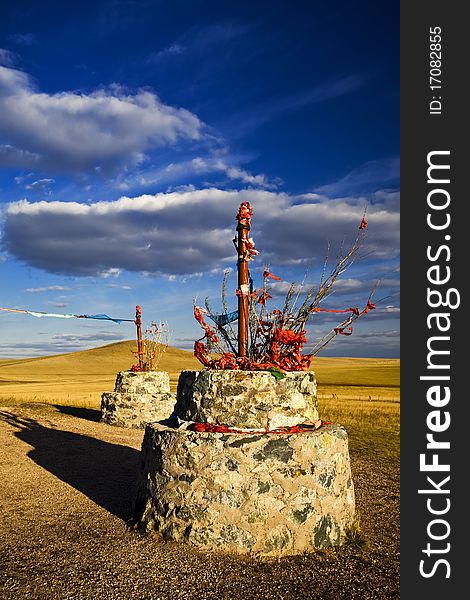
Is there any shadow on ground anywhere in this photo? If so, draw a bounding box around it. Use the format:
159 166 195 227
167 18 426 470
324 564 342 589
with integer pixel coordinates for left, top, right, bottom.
0 410 141 521
54 405 101 422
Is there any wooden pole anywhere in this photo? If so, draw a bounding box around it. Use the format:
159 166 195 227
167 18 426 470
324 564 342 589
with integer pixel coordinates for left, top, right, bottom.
236 203 252 357
135 305 144 370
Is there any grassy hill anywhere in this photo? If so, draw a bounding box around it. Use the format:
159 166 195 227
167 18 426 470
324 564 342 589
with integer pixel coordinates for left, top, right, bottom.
0 340 399 403
0 341 400 458
0 340 200 377
0 341 200 404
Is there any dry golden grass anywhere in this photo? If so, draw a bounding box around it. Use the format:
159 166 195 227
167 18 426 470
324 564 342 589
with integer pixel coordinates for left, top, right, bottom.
0 341 399 458
0 340 200 404
313 357 400 459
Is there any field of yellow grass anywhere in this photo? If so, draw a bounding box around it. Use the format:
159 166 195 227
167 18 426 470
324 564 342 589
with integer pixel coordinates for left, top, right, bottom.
0 341 399 458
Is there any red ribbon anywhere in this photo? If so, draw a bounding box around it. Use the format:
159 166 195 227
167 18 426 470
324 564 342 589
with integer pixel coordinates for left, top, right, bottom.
312 306 360 316
236 201 253 224
257 290 272 305
263 270 281 281
189 421 332 435
360 299 376 314
334 327 353 336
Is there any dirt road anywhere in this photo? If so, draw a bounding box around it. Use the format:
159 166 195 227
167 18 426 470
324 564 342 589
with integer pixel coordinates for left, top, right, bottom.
0 404 399 599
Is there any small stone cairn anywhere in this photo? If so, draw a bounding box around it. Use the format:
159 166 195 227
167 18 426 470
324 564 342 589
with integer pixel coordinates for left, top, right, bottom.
133 369 355 556
100 371 176 428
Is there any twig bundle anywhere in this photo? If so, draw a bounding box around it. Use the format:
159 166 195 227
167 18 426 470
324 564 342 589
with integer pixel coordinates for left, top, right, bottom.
140 321 170 371
194 208 376 371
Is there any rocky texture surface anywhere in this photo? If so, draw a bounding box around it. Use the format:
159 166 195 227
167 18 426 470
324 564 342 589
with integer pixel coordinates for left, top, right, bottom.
100 371 175 429
134 422 354 556
174 370 319 429
114 370 171 394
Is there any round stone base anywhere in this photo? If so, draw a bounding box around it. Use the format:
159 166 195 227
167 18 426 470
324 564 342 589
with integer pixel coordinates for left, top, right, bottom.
175 370 318 430
100 392 175 428
114 370 171 394
100 371 175 428
133 422 355 556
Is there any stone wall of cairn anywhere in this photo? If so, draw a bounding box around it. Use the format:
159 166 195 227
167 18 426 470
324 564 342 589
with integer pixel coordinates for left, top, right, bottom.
133 369 355 556
175 370 319 429
101 371 175 428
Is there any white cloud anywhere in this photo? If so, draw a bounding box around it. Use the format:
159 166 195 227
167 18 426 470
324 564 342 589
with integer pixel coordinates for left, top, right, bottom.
328 278 364 293
7 33 36 46
0 144 41 168
0 65 204 173
0 331 126 356
2 188 399 278
114 156 280 191
25 178 55 193
225 75 366 136
147 22 251 65
314 158 400 196
51 332 125 342
148 43 185 63
98 267 121 278
24 285 71 293
0 48 17 67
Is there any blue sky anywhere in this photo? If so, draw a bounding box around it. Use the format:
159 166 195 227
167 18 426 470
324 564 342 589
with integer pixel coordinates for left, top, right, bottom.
0 0 399 359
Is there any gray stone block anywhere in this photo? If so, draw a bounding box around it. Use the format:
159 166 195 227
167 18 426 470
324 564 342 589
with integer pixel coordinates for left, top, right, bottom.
174 370 318 429
133 422 355 556
114 370 170 394
100 371 175 428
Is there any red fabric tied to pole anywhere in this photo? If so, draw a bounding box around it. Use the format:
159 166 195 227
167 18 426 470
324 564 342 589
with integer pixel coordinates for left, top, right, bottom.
263 270 281 281
189 420 332 435
361 299 376 314
334 326 353 336
193 306 218 343
312 306 360 316
194 340 213 367
236 201 253 225
245 238 259 258
273 328 307 345
193 202 375 372
257 290 272 305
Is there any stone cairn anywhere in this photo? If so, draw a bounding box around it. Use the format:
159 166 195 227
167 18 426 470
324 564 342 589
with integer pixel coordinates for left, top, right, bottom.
133 369 355 557
100 370 176 429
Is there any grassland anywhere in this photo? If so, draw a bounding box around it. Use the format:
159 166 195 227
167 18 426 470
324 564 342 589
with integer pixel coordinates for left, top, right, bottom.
0 340 399 459
1 342 400 597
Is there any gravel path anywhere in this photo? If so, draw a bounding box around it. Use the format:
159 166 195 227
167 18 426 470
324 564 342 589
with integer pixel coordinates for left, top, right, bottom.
0 404 399 599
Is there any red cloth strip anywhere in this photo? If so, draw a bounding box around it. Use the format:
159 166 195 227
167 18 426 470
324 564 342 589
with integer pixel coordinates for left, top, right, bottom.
334 327 353 336
189 421 332 434
312 306 360 316
263 270 281 281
